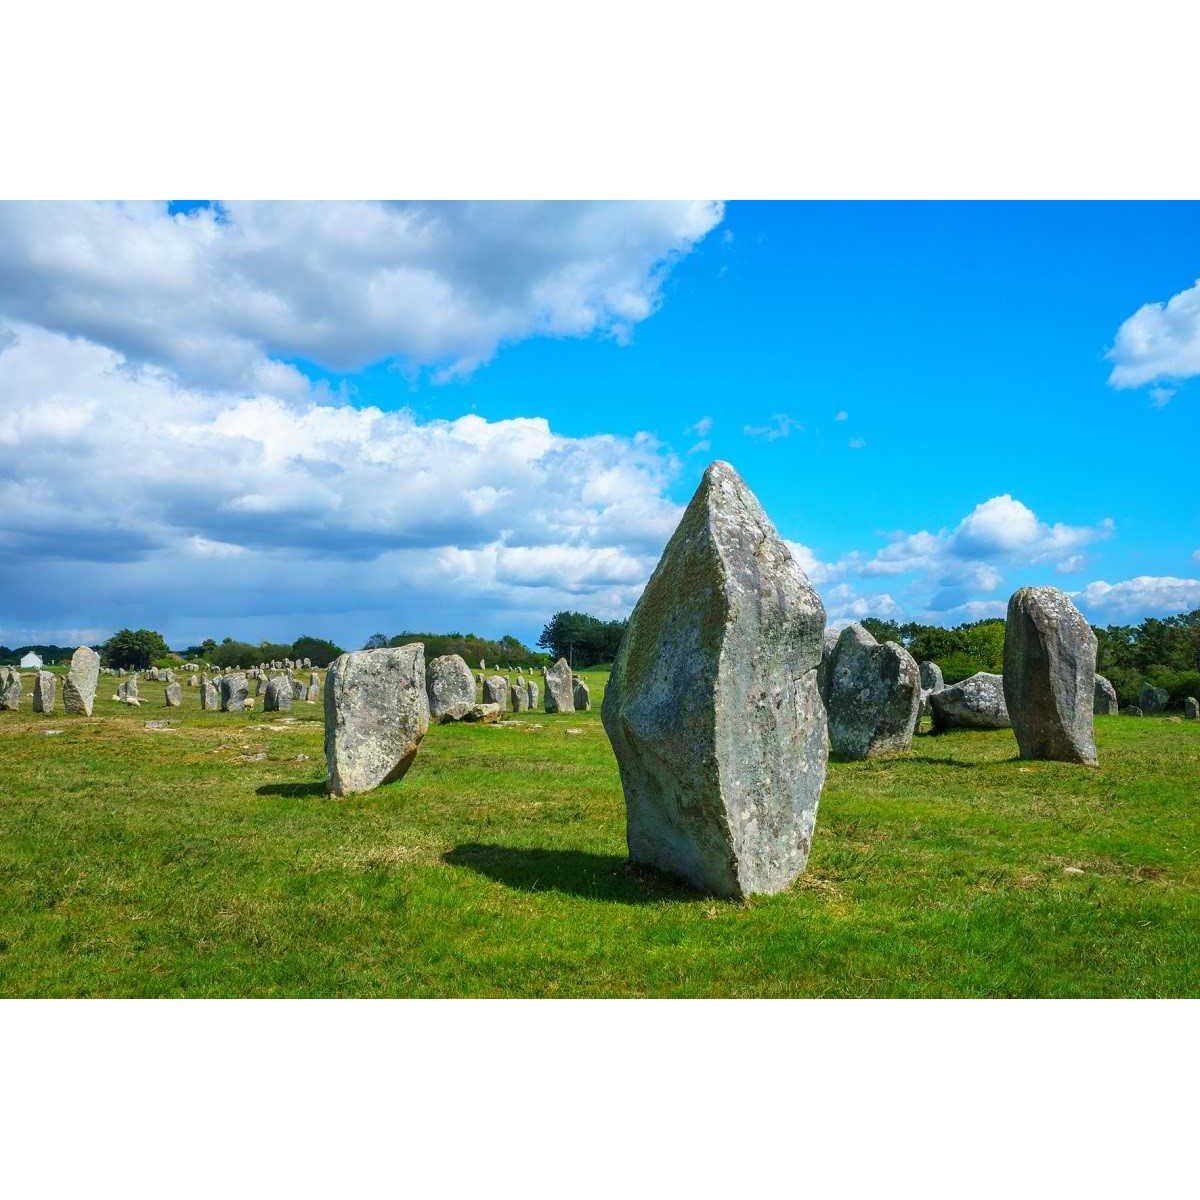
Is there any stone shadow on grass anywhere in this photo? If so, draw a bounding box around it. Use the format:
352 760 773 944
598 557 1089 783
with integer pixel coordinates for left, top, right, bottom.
442 843 699 904
256 781 328 797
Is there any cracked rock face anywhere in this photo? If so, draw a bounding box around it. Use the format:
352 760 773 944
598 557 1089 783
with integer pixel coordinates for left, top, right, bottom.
325 644 430 796
601 460 828 898
930 672 1011 730
1093 674 1119 716
483 676 509 709
1003 587 1098 765
825 623 922 759
543 658 575 713
426 654 476 722
219 674 249 712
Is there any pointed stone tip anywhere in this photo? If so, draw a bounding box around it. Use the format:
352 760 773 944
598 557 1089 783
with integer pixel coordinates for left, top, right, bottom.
702 459 740 484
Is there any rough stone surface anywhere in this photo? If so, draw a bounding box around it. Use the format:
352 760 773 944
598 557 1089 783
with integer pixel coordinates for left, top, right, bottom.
1093 674 1120 716
1122 705 1143 717
463 702 502 723
264 676 293 712
220 674 249 712
291 679 306 701
824 623 922 759
164 683 182 707
1184 696 1199 720
525 680 539 710
1139 683 1168 714
601 460 828 898
1 667 23 710
573 677 591 711
1003 587 1098 765
483 675 509 708
816 628 839 707
325 644 430 796
930 672 1011 730
919 661 945 693
426 654 476 722
543 658 575 713
125 676 139 700
511 683 529 712
32 671 56 713
200 682 219 710
306 684 320 702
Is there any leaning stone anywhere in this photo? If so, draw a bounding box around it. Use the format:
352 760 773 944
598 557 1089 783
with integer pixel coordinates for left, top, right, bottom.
164 683 182 707
324 644 430 796
264 676 293 712
1093 674 1119 716
1003 587 1098 765
919 661 945 693
573 677 591 711
543 658 575 713
930 672 1011 730
1139 683 1168 714
825 622 922 759
32 670 56 713
601 459 828 898
1184 697 1199 720
427 654 476 722
219 674 249 712
462 702 502 723
483 675 509 708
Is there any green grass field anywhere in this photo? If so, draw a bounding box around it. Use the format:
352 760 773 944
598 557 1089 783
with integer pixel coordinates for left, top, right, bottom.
1 665 1197 997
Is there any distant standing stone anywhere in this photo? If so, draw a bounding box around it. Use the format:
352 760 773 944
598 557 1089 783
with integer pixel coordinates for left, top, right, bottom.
543 658 575 713
426 654 476 722
573 676 591 711
825 622 921 759
219 674 249 712
188 674 198 687
291 679 306 702
1093 674 1119 716
325 644 430 796
200 682 219 710
919 661 945 693
1121 705 1143 717
164 683 182 707
1139 683 1168 714
484 675 509 708
0 666 22 710
32 670 56 713
264 676 293 712
601 460 828 898
930 672 1011 730
511 683 529 712
526 680 539 710
1004 586 1098 765
1184 696 1199 720
125 676 139 700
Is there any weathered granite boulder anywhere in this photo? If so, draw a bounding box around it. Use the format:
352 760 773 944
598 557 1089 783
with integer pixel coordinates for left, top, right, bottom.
1122 705 1143 717
188 674 199 688
32 670 56 713
164 683 182 707
526 680 539 710
543 658 575 713
930 672 1011 730
463 702 502 723
1093 674 1119 716
825 623 922 759
919 661 945 693
601 460 828 898
511 683 529 712
0 666 23 710
200 682 219 710
291 679 306 702
220 674 249 712
1004 586 1098 764
573 677 591 711
483 675 509 708
306 683 320 702
325 644 430 796
125 676 139 700
1139 683 1168 714
264 676 293 712
426 654 476 722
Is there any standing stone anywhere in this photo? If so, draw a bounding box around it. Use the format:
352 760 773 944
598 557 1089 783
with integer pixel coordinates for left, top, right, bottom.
511 683 529 712
816 628 839 706
601 460 828 898
219 673 249 712
1183 696 1199 720
200 682 219 710
325 644 430 796
164 683 182 707
125 675 139 700
306 682 320 702
291 679 306 701
264 676 293 712
0 666 22 710
1139 683 1168 714
426 655 475 722
543 658 575 713
1003 587 1098 765
32 670 56 713
1093 674 1119 716
254 674 266 696
483 675 509 709
526 680 539 710
930 672 1011 730
1122 705 1143 716
63 647 100 715
825 622 922 759
188 674 199 687
573 677 591 711
919 661 945 693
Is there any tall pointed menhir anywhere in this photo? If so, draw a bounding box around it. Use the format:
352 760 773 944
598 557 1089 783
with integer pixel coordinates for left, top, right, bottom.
601 461 828 897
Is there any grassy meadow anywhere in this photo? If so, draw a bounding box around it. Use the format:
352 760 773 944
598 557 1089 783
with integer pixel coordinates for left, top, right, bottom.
0 664 1197 997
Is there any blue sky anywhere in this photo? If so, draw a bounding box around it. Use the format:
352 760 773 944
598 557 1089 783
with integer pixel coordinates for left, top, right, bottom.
0 200 1197 650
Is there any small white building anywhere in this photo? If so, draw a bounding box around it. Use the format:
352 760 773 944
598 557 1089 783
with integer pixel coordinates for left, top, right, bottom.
20 651 42 669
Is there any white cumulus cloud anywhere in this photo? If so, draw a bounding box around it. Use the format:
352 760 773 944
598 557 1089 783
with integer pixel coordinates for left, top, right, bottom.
1072 576 1200 621
1108 277 1200 389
